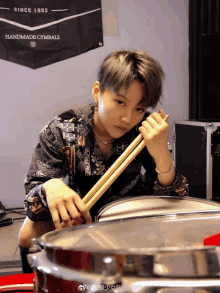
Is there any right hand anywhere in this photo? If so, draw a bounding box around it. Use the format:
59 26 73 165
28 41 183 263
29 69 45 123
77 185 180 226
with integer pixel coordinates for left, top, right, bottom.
43 179 92 230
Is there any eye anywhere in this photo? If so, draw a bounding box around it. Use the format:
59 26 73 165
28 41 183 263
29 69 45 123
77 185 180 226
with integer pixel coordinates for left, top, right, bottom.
117 100 125 106
137 108 145 113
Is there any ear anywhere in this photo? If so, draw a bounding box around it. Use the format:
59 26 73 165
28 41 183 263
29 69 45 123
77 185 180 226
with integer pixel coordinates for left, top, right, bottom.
92 81 101 103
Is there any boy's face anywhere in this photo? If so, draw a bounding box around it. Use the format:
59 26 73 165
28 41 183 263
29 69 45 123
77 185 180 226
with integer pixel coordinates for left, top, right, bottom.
92 80 147 140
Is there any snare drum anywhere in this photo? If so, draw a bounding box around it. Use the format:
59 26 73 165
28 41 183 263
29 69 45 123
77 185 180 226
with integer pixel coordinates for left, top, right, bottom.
28 206 220 293
96 195 220 222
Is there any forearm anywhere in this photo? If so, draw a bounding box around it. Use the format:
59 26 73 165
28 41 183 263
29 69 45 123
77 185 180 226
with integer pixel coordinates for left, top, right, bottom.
154 150 175 187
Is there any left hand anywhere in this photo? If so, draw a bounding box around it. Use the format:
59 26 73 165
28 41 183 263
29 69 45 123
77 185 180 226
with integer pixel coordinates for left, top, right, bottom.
139 109 170 159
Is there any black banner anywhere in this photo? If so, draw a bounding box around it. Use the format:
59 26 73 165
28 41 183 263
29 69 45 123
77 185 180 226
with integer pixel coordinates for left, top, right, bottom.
0 0 103 69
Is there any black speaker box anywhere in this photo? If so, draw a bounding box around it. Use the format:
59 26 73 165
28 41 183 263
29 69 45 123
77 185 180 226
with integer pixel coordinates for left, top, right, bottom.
199 34 220 121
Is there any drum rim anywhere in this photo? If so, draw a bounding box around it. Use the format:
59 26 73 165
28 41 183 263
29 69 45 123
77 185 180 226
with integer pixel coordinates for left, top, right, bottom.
38 210 220 254
95 195 220 221
29 246 220 280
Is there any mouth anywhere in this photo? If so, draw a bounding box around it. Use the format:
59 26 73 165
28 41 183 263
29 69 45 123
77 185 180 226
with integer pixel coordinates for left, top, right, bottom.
115 126 128 131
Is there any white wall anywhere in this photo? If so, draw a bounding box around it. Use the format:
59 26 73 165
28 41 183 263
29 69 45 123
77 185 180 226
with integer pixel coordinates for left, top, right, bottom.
0 0 189 208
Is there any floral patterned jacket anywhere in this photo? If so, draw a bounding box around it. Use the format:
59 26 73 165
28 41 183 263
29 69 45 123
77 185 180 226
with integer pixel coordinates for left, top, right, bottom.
24 103 189 221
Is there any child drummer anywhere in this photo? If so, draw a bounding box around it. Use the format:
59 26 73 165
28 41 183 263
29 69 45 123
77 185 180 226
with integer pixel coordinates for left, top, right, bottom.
18 50 188 273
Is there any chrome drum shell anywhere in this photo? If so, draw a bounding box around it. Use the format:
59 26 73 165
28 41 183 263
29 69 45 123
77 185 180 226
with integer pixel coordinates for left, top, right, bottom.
28 196 220 293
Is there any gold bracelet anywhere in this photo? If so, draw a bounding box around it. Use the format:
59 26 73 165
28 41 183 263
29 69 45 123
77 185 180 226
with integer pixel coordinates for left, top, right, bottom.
155 162 175 175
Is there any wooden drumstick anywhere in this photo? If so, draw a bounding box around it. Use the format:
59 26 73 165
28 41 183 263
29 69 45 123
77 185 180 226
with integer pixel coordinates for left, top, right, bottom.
85 114 169 210
83 113 169 206
83 133 143 204
86 140 145 209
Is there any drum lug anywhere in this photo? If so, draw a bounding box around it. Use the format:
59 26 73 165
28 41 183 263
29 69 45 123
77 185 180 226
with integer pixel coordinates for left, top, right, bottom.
100 256 122 288
27 238 42 273
29 238 42 253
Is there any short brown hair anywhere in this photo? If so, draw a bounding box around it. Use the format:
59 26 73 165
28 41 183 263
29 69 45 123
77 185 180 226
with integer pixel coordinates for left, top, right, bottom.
98 50 165 108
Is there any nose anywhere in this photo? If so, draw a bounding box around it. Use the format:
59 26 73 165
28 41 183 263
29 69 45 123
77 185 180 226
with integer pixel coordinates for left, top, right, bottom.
121 110 132 125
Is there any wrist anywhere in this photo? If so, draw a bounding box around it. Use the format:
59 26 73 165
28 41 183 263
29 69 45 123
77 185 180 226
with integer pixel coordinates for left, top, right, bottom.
156 161 175 175
43 178 64 193
153 149 172 170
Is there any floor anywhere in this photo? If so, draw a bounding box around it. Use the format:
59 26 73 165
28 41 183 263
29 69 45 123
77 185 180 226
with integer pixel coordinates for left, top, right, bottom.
0 208 25 262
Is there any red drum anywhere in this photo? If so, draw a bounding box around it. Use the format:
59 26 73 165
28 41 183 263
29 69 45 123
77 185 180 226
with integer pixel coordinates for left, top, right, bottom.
28 196 220 293
0 273 34 292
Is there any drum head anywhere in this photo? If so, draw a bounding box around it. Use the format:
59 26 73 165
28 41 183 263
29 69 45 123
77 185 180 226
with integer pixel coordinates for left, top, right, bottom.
96 196 220 222
40 211 220 251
